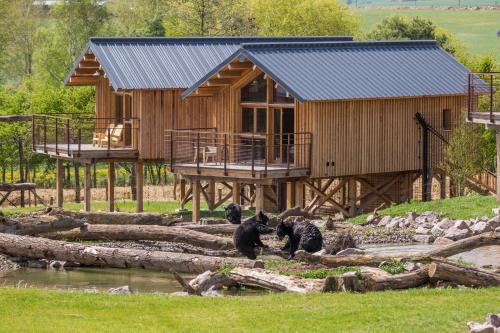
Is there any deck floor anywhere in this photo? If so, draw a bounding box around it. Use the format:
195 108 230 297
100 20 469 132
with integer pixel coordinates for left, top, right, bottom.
34 144 138 159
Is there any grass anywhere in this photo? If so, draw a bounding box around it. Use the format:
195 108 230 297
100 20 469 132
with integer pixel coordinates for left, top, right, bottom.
357 8 500 56
0 287 498 332
348 195 498 224
380 261 406 275
0 200 255 218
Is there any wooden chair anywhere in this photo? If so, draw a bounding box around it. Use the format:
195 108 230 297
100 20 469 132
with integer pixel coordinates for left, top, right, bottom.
101 124 124 148
93 123 115 147
203 146 218 164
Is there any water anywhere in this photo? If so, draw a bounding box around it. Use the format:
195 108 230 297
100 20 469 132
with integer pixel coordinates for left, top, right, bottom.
364 244 500 267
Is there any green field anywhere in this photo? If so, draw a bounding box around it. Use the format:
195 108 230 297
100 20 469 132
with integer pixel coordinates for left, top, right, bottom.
342 0 499 6
357 9 500 56
0 287 498 333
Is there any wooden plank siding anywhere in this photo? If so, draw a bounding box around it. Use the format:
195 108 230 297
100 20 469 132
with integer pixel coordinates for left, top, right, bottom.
295 95 465 178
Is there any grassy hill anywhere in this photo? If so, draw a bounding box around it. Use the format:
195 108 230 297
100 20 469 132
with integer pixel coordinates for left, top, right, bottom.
357 8 500 56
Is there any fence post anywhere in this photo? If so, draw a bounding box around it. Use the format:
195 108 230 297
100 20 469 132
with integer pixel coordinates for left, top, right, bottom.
43 116 47 152
78 128 81 157
490 75 494 123
467 73 472 121
55 117 59 154
224 133 227 176
251 134 255 177
264 133 268 177
308 133 312 176
31 115 35 151
286 133 290 176
196 131 200 174
107 125 111 154
66 118 70 155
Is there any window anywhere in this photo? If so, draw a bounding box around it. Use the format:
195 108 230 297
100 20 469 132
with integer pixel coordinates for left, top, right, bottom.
241 73 267 103
115 95 123 123
273 85 294 104
442 109 452 130
241 107 267 133
241 108 254 133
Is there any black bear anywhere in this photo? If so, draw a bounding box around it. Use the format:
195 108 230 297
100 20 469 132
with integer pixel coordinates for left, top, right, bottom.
233 211 273 260
224 203 242 224
276 219 323 259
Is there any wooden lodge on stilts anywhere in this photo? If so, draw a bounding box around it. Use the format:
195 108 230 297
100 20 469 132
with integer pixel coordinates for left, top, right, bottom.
31 36 477 220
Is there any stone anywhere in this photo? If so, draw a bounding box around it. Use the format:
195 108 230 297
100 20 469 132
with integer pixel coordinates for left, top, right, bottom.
412 234 435 244
336 248 365 256
310 219 326 229
487 314 500 328
365 214 378 224
415 226 432 235
431 218 455 237
472 222 494 235
49 261 66 271
415 211 440 225
27 259 49 269
404 262 424 272
385 218 401 230
201 286 223 297
433 237 455 246
377 216 392 227
467 321 495 333
444 220 472 241
405 211 418 223
108 286 132 294
313 249 327 256
496 227 500 233
487 216 500 229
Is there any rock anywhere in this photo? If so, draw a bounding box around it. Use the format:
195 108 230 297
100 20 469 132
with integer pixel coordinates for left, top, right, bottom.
201 286 223 297
310 219 326 229
431 218 454 237
377 216 392 227
487 314 500 328
0 254 20 272
415 211 440 225
412 234 435 244
403 262 424 272
472 222 494 235
467 321 495 333
336 248 365 256
453 220 470 230
487 216 500 230
313 249 327 256
325 217 335 230
415 226 432 235
496 227 500 233
433 237 455 246
365 214 378 225
385 218 401 230
443 221 472 241
49 261 65 271
108 286 132 294
27 259 49 269
405 211 418 224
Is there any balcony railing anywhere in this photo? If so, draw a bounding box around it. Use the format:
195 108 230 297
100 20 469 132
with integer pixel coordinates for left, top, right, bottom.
165 129 312 177
467 72 500 122
32 114 139 158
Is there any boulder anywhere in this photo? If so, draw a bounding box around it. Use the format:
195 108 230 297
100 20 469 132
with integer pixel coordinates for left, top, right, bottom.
365 214 379 225
336 248 365 256
405 211 418 224
27 259 49 269
377 216 392 227
431 218 454 237
385 218 401 230
487 216 500 230
412 234 435 244
443 221 472 241
415 211 440 225
415 226 432 235
310 219 326 229
108 285 132 294
472 222 494 235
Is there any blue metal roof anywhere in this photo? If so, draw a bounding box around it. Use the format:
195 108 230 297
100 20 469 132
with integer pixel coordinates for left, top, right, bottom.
183 40 470 102
64 36 353 90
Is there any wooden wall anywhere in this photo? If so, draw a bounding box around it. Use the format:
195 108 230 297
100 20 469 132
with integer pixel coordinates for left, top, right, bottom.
295 95 465 178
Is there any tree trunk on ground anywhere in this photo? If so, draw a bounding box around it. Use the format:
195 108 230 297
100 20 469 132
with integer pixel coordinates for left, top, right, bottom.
188 270 238 294
359 266 430 291
74 162 80 203
0 215 86 235
50 209 181 225
428 259 500 287
277 206 317 221
0 233 263 274
180 223 238 236
228 267 324 293
43 224 234 250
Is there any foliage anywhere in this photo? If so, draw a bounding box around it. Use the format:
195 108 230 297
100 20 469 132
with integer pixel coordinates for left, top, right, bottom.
249 0 360 36
450 257 474 268
443 122 490 194
0 287 499 332
380 260 405 275
218 263 235 276
293 267 359 279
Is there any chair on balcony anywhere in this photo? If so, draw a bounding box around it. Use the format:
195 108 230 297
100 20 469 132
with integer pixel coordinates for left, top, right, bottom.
93 123 115 147
101 124 124 148
193 145 219 165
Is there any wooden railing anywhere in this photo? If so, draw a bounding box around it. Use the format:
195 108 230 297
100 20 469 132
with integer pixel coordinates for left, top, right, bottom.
164 129 312 177
32 114 139 157
471 170 497 194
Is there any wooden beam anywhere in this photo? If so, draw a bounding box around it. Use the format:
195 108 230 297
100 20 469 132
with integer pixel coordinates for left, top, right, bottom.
207 78 235 86
68 76 98 85
84 163 91 212
217 69 245 78
108 162 115 212
180 179 186 207
192 180 201 223
255 184 265 213
79 60 99 68
56 159 64 208
286 181 296 209
228 62 253 70
136 161 143 213
208 180 216 212
295 180 305 209
347 178 357 217
74 67 101 75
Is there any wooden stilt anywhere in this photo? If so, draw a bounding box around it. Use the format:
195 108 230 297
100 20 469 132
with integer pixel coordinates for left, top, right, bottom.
439 172 446 200
208 180 215 211
108 162 115 212
232 182 240 205
192 180 201 222
84 163 91 212
136 161 143 213
295 180 304 208
348 177 357 217
286 181 295 209
255 184 264 213
56 159 63 208
180 179 186 208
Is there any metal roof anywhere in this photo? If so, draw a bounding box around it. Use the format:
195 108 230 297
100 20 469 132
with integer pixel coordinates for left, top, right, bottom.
183 40 470 102
64 36 353 90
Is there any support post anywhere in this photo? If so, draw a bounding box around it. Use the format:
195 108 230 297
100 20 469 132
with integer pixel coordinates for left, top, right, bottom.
439 172 446 200
232 182 241 205
255 184 264 214
180 179 186 208
295 180 304 209
286 181 295 209
348 177 357 217
192 180 201 223
107 162 115 212
136 160 143 213
84 163 91 212
496 131 500 204
208 179 216 211
56 159 63 208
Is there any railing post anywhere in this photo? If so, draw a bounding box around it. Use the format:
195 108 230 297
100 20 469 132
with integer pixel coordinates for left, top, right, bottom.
55 117 59 154
66 119 70 155
490 74 494 123
43 116 47 152
286 133 291 176
308 133 313 176
264 133 268 177
78 128 81 157
251 134 255 177
107 126 111 154
467 73 472 121
224 133 227 176
170 130 174 172
196 131 200 174
31 115 35 151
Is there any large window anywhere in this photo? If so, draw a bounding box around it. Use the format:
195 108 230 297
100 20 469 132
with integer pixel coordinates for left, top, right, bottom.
241 107 267 133
273 85 294 104
241 73 267 103
442 109 452 130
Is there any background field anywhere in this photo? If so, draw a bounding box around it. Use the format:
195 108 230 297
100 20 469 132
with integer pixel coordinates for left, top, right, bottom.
341 0 499 7
357 9 500 56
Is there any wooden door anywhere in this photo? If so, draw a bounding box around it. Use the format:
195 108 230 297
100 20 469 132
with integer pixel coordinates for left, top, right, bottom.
272 108 294 163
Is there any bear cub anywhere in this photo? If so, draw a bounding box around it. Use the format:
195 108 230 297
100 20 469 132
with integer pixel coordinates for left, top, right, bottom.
233 211 273 260
224 203 242 224
276 219 323 259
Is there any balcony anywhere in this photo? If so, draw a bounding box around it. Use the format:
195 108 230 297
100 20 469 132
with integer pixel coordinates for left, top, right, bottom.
32 114 139 160
467 72 500 124
165 129 312 180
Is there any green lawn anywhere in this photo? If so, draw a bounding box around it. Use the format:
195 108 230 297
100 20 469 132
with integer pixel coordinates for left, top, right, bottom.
0 287 497 333
349 195 498 223
357 8 500 56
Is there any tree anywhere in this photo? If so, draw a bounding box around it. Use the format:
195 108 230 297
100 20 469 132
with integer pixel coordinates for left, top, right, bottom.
248 0 359 36
367 15 464 56
107 0 168 36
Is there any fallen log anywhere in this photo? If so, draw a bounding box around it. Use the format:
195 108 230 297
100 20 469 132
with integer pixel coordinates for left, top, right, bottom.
41 224 234 250
228 267 324 293
428 259 500 287
277 206 317 221
0 215 86 235
0 233 263 274
359 266 430 291
188 270 238 294
296 232 500 267
47 209 180 226
179 224 238 236
323 272 365 292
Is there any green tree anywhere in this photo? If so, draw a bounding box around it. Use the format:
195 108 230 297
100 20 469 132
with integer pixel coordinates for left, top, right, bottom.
107 0 168 36
248 0 359 36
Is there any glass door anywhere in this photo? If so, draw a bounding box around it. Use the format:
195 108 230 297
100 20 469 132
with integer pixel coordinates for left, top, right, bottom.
272 108 294 163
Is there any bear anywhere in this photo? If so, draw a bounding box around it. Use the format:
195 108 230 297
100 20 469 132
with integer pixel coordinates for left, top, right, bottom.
233 211 273 260
276 219 323 259
224 203 242 224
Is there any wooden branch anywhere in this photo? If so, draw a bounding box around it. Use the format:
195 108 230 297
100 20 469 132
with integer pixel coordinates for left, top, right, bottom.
428 259 500 287
42 224 234 250
0 233 263 274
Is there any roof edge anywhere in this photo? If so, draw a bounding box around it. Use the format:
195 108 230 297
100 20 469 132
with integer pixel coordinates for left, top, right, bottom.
240 40 439 49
